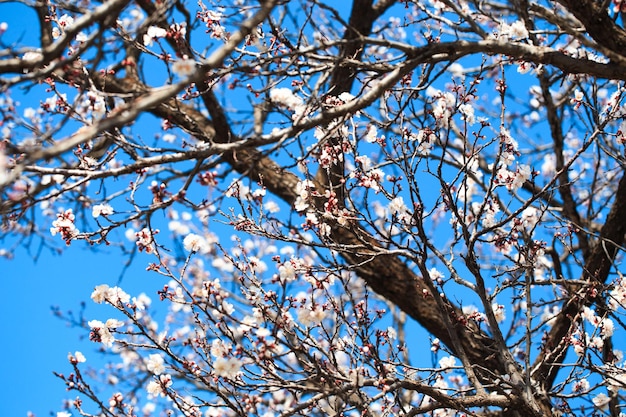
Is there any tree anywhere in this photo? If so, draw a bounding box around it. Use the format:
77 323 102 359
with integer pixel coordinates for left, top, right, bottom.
2 0 626 415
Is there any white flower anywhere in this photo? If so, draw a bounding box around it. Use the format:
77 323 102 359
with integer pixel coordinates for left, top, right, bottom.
106 286 131 305
133 293 152 310
183 233 210 254
58 14 74 28
492 303 506 323
601 318 615 338
135 227 158 253
365 125 378 143
541 154 556 176
270 88 304 110
50 209 79 243
210 339 231 358
279 262 296 282
143 26 167 46
206 10 223 22
500 128 519 165
616 120 626 145
517 61 532 74
297 305 326 326
68 351 86 364
512 164 531 190
172 58 196 77
92 203 113 218
0 148 8 186
413 129 437 154
213 357 242 378
582 306 599 325
146 374 172 398
294 197 309 212
507 21 529 39
168 220 190 235
146 380 161 397
459 103 475 125
521 207 541 229
438 356 456 371
318 222 331 236
91 284 110 303
88 320 116 348
573 89 584 102
88 319 104 329
496 164 530 191
105 318 124 328
338 92 354 102
146 353 165 375
388 196 408 217
86 91 106 119
572 378 589 393
221 301 235 315
294 179 315 212
23 107 37 120
429 268 444 281
448 63 464 78
609 279 626 310
162 133 176 143
264 200 280 213
75 31 88 42
74 351 86 363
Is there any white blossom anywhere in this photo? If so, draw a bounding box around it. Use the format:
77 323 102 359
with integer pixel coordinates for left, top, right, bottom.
507 21 529 39
68 351 86 363
92 203 113 218
459 103 475 125
365 125 378 143
183 233 211 254
146 374 172 398
492 303 506 323
438 356 456 371
91 284 110 304
213 357 242 378
146 354 165 375
143 26 167 46
297 305 326 326
279 262 297 282
210 339 231 358
388 196 409 221
270 88 304 111
572 378 589 393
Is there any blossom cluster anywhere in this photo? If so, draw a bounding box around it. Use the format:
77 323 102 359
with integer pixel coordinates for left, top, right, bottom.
50 209 79 245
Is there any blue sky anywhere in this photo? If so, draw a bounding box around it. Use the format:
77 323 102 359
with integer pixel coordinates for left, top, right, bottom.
0 244 153 416
0 5 102 415
0 9 170 412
